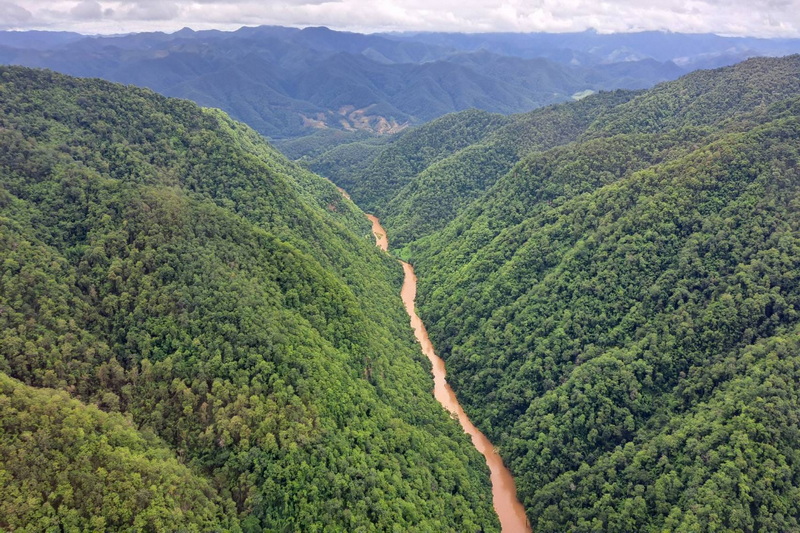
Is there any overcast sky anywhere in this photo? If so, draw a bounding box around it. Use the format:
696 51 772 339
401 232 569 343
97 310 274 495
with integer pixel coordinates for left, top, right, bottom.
1 0 799 37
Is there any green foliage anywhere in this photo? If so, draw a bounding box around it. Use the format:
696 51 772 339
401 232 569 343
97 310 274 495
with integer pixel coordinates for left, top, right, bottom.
274 129 389 161
371 90 638 246
0 66 499 531
336 109 511 212
303 138 395 187
362 57 800 251
527 331 800 533
581 55 800 137
395 56 800 530
0 372 238 532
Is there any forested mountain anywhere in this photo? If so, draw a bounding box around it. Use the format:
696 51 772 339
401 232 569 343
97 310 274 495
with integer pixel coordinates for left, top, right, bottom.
280 130 396 188
330 109 512 215
358 55 800 530
339 90 639 247
345 55 800 248
0 26 700 142
0 66 500 531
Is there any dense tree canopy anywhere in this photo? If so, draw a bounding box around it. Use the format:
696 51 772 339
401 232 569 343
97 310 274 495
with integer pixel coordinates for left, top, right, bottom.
0 372 238 531
370 90 638 247
360 55 800 531
0 66 499 531
333 109 512 214
5 51 800 533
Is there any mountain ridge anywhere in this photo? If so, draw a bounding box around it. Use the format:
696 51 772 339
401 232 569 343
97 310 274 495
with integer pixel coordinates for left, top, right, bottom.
0 65 500 531
345 54 800 531
0 25 745 143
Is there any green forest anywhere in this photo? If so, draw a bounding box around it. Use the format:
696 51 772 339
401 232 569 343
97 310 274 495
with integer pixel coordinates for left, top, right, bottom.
4 49 800 533
354 55 800 531
0 66 499 531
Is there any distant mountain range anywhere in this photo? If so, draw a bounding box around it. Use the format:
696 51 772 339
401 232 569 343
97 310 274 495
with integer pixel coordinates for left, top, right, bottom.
383 30 800 69
3 26 797 142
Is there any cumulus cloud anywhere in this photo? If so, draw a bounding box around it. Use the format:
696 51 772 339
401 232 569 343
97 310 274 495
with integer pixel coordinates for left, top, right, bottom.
70 0 102 19
4 0 800 37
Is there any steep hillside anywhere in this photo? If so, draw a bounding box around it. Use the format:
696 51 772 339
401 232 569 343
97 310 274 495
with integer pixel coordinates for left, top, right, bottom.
580 55 800 137
276 129 394 187
334 109 512 210
359 55 800 250
402 56 800 530
0 67 499 531
0 372 238 531
357 89 638 247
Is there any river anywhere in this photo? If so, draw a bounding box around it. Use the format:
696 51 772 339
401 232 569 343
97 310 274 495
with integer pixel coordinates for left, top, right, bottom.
366 214 531 533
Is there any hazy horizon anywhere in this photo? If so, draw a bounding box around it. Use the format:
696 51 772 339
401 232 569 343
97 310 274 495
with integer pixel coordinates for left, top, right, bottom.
1 0 798 39
4 24 800 41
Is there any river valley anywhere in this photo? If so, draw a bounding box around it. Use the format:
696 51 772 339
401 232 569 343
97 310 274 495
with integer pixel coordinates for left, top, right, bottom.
366 214 531 533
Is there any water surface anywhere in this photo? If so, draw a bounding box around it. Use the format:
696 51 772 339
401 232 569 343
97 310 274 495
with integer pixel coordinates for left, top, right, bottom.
367 214 531 533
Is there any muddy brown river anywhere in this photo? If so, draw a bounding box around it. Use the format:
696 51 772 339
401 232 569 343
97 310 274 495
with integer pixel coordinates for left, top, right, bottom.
367 214 531 533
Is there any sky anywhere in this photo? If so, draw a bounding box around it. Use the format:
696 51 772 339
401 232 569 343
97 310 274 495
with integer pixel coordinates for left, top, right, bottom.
1 0 799 37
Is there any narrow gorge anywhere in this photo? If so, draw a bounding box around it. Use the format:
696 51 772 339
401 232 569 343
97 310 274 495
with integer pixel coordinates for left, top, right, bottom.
367 214 531 533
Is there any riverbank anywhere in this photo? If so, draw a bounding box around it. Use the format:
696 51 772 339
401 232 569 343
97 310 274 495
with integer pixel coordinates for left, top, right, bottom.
367 214 531 533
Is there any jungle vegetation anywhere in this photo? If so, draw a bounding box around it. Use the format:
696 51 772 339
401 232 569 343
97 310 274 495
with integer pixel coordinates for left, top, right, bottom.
0 66 499 532
364 55 800 531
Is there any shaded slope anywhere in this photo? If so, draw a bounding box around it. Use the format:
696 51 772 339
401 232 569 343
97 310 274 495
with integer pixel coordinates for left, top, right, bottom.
369 90 638 247
336 109 511 210
402 56 800 530
0 372 237 531
0 67 499 531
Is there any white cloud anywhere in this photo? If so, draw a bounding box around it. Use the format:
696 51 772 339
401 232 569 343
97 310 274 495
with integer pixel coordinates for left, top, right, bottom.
4 0 800 37
123 1 181 21
70 0 102 19
0 1 33 29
